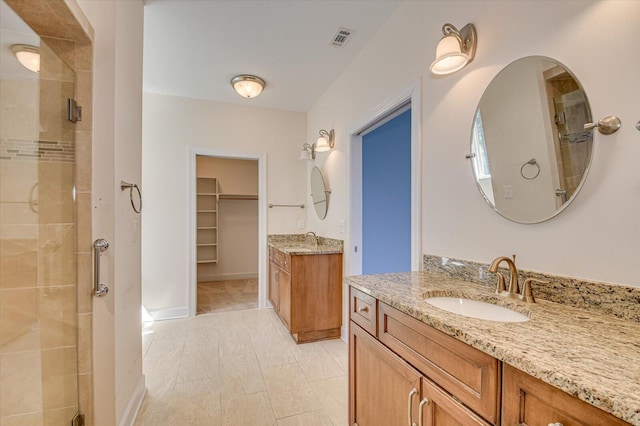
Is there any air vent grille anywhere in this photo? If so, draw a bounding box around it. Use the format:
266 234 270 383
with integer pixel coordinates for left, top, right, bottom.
331 27 356 48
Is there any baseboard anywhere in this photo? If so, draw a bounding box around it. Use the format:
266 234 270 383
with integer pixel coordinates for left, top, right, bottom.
148 306 189 321
197 272 258 282
119 374 146 426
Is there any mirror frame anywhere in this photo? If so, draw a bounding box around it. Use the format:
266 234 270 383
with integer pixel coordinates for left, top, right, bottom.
470 55 594 224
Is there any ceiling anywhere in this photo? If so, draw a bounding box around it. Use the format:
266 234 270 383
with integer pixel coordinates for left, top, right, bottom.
143 0 402 112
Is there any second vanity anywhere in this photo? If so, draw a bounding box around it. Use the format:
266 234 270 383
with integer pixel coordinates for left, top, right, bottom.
268 234 343 343
347 260 640 426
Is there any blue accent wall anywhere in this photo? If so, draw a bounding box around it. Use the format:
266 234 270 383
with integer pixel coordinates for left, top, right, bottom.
362 109 411 274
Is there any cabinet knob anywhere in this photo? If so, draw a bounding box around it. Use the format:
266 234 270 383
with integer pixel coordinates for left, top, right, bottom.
358 306 369 314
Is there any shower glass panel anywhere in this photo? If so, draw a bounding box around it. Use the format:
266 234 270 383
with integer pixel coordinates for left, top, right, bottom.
0 1 79 422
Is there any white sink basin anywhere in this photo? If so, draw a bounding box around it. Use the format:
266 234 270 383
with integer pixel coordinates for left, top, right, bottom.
425 297 530 322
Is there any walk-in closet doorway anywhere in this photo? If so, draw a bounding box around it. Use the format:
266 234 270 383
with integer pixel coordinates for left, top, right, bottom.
189 149 268 316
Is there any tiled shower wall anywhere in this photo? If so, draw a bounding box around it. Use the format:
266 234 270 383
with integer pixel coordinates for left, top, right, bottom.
1 0 94 424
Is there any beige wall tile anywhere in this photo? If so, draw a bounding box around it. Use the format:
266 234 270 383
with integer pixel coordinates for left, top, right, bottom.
0 412 44 426
0 161 39 226
75 130 91 192
39 38 75 83
0 288 39 353
38 162 74 224
74 41 92 72
41 347 78 410
75 192 91 253
0 351 43 417
78 373 93 426
39 286 76 349
0 80 39 141
0 234 38 289
74 71 92 132
76 252 91 314
38 223 76 287
77 313 92 374
39 80 75 143
42 406 77 426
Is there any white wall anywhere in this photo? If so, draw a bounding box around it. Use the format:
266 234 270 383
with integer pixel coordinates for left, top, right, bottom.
78 1 145 425
142 93 306 317
307 0 640 288
480 57 557 222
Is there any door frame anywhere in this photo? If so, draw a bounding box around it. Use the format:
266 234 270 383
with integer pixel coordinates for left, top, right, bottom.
347 79 422 276
188 146 268 316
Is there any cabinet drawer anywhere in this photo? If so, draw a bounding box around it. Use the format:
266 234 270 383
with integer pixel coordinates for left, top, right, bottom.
349 287 377 336
502 364 630 426
421 377 491 426
271 248 291 272
378 302 500 425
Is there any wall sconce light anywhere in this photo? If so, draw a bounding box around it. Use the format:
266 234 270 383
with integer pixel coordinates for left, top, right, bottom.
11 44 40 73
300 129 335 160
230 74 266 98
430 23 477 75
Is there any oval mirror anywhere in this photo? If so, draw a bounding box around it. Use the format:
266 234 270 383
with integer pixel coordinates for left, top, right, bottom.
310 166 329 219
470 56 593 223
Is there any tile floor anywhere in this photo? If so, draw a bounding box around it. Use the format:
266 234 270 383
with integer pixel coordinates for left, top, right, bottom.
197 279 259 314
136 308 348 425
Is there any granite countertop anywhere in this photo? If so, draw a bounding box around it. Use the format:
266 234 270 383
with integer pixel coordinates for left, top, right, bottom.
346 271 640 425
268 234 343 255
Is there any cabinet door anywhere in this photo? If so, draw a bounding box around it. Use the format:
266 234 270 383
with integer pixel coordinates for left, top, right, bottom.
420 377 491 426
350 322 422 426
502 364 629 426
268 261 279 311
278 268 291 328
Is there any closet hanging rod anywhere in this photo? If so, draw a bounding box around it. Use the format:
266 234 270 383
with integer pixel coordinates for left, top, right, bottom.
268 203 305 209
219 194 258 201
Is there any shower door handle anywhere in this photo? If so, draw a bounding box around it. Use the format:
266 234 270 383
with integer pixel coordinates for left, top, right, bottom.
93 238 109 297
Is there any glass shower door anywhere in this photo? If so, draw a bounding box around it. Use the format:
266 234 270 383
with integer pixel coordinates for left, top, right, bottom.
0 1 80 423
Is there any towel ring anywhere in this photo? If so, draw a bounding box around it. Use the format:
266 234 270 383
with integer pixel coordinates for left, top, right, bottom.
520 158 540 180
121 181 142 213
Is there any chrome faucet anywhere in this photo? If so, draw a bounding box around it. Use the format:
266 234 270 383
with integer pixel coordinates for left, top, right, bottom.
488 255 544 303
304 231 319 247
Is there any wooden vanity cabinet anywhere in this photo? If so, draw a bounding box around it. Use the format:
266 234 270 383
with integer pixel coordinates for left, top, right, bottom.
268 246 342 343
350 322 423 426
502 364 630 426
349 287 500 426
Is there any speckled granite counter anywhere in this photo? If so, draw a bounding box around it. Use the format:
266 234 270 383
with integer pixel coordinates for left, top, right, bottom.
268 234 343 255
346 271 640 425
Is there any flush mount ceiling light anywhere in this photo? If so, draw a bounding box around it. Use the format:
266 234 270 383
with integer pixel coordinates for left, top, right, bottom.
300 129 335 160
11 44 40 73
230 74 265 98
430 23 477 75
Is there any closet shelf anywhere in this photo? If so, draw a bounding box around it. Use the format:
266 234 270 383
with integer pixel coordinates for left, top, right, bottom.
197 209 217 213
197 226 217 230
197 243 217 247
197 260 218 264
197 192 217 196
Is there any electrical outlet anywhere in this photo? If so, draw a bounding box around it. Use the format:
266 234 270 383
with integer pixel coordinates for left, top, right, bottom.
298 220 304 229
504 185 513 199
338 220 345 233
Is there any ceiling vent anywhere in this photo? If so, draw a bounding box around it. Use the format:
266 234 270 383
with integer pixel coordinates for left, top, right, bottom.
330 27 356 48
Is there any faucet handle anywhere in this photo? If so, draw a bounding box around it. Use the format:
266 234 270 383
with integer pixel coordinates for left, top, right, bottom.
521 278 547 303
494 271 507 294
